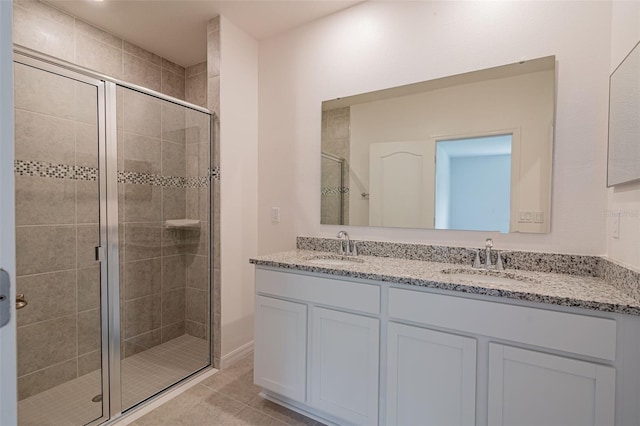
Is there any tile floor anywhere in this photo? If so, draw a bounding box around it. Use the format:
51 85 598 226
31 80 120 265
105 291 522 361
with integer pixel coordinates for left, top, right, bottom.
18 335 209 426
131 352 325 426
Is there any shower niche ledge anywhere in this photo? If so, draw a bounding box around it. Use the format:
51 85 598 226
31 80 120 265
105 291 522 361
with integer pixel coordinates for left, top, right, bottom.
164 219 201 229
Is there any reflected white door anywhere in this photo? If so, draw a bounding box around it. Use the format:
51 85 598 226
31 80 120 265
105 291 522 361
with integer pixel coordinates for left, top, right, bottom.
369 141 435 228
0 1 17 424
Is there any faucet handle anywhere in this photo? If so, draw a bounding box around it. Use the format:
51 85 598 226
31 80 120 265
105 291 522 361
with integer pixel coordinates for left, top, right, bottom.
495 251 511 271
350 241 358 256
485 238 493 248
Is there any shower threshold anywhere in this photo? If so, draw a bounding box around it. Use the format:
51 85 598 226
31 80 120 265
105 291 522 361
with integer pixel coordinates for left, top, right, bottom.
18 334 209 426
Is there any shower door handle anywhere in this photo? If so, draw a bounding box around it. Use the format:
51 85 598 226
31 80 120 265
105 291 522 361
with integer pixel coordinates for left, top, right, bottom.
0 268 10 328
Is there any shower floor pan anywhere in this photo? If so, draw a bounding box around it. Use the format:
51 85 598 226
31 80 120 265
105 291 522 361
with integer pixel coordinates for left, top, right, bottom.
18 334 209 426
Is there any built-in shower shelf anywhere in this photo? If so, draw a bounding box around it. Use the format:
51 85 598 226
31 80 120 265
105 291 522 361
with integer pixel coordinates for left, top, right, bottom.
164 219 201 229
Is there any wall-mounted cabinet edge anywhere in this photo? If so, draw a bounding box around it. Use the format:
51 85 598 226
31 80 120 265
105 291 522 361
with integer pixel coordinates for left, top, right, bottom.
253 266 640 426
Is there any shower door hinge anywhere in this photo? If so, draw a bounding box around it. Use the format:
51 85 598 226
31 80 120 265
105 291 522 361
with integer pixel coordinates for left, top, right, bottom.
95 246 105 262
0 269 10 328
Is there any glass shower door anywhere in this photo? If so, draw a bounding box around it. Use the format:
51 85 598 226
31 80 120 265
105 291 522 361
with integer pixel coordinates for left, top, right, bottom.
117 85 211 411
14 60 108 426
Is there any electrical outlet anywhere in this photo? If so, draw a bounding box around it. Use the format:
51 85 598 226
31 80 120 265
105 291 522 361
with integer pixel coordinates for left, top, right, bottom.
271 207 281 223
612 212 620 239
533 212 544 223
518 211 532 223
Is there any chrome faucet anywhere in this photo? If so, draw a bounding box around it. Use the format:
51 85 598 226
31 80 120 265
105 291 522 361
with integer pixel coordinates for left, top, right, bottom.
336 231 357 256
484 238 493 268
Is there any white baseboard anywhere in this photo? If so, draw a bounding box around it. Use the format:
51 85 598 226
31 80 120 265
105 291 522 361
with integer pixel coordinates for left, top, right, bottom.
220 340 254 369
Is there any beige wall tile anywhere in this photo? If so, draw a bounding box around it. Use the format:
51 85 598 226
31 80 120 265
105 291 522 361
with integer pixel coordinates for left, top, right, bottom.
162 141 186 177
186 188 198 219
198 188 210 222
207 76 220 116
75 18 122 49
186 255 209 290
75 32 123 79
207 31 220 78
14 63 76 120
185 288 207 324
17 359 77 400
161 103 186 144
77 224 100 269
78 350 101 376
185 71 207 108
161 321 185 343
124 258 161 300
123 89 162 138
161 288 185 325
125 222 162 261
123 53 162 93
161 227 184 257
18 315 77 376
124 329 161 358
124 41 162 65
16 225 76 276
13 4 75 63
76 180 100 224
78 308 101 355
186 62 207 77
16 270 76 326
185 320 206 340
14 110 75 164
185 109 210 144
162 187 186 220
161 58 185 77
77 266 100 311
124 184 162 222
161 255 186 291
161 69 186 100
75 81 99 125
15 176 75 226
124 294 161 339
75 122 99 168
123 132 161 174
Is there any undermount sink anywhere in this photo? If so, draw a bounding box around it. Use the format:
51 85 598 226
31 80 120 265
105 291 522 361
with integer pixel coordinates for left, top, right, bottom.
305 255 365 266
441 268 537 286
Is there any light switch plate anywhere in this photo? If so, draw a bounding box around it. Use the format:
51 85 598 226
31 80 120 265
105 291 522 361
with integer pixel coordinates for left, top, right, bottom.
271 207 281 223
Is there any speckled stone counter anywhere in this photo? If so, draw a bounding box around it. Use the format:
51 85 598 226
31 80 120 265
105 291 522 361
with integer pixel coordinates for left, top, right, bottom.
250 249 640 316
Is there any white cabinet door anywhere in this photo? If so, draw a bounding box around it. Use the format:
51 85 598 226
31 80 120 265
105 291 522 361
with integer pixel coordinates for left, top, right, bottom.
387 322 477 426
310 307 379 425
488 344 615 426
254 295 307 403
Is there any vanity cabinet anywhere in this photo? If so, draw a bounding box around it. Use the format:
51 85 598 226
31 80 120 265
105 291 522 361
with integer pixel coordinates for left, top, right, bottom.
310 307 379 425
487 344 615 426
254 267 624 426
254 295 307 402
386 322 476 426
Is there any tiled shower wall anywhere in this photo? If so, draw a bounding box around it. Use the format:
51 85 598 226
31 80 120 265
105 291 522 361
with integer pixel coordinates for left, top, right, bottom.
118 86 210 357
13 0 214 395
14 65 102 400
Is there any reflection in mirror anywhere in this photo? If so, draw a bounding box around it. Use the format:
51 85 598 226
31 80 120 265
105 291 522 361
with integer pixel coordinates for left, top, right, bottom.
320 56 555 233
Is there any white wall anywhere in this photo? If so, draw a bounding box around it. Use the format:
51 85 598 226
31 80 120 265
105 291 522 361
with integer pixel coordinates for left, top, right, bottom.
220 16 259 359
258 1 611 255
607 1 640 270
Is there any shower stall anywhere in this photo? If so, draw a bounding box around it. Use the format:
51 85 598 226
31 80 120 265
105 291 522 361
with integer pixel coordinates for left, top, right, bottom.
13 48 213 425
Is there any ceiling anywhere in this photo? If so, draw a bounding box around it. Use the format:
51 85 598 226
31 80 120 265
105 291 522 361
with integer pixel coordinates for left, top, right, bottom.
46 0 363 67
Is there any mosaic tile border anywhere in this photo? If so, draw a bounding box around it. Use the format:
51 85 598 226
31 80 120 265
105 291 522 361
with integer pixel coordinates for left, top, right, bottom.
15 160 211 188
321 186 349 196
296 236 603 277
211 166 220 181
14 160 97 181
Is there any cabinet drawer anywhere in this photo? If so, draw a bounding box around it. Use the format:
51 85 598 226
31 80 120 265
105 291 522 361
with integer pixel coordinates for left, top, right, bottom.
389 287 616 360
256 268 380 314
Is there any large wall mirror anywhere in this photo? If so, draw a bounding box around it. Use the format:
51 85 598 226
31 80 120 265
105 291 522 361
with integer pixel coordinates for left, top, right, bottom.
321 56 555 233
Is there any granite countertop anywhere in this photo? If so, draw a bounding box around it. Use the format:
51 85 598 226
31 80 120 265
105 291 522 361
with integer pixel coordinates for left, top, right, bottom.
250 249 640 316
